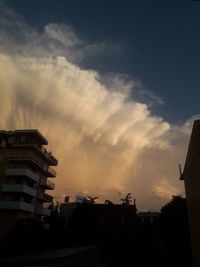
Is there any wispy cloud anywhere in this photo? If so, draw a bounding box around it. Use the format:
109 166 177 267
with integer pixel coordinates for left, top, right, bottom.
0 1 192 210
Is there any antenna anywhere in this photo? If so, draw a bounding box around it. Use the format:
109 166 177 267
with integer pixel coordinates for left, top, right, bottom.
179 164 184 180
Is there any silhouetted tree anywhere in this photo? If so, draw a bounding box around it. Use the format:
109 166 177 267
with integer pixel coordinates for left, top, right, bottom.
105 200 114 204
161 195 186 216
159 195 192 267
86 196 98 204
121 193 132 205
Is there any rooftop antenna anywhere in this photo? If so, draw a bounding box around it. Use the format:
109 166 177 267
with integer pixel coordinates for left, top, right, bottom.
179 164 184 180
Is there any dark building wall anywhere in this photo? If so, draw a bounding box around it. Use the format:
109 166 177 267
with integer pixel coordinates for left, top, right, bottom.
183 120 200 267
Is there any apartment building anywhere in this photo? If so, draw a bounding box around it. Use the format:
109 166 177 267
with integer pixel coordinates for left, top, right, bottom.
0 130 57 237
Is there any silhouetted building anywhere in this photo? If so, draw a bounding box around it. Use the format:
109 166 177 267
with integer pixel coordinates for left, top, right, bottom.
137 211 160 224
60 202 137 245
181 119 200 267
0 130 57 238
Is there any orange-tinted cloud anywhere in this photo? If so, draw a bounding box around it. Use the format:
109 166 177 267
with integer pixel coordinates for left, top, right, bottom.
0 2 194 210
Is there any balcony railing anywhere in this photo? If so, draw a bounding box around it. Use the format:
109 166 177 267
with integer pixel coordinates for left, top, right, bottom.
40 178 55 190
9 143 58 166
46 179 55 189
8 157 56 177
40 146 58 165
38 192 53 203
42 164 56 177
5 168 39 182
1 184 37 197
47 166 56 177
0 201 35 212
44 193 53 202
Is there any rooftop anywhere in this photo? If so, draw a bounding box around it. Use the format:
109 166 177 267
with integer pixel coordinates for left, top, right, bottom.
0 129 48 145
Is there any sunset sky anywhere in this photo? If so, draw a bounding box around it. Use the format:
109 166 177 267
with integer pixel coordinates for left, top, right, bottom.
0 0 200 210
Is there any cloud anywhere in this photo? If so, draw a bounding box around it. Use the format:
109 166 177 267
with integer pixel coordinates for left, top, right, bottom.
0 1 192 210
45 24 81 47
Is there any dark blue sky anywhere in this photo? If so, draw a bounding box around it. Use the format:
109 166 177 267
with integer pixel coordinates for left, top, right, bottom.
5 0 200 123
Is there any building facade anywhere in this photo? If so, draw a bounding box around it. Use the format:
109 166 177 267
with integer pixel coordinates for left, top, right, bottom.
0 130 57 238
181 119 200 267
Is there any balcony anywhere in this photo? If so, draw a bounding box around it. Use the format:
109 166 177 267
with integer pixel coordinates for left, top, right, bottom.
1 184 37 197
43 193 53 202
5 168 39 182
0 201 35 212
46 179 55 189
47 166 56 177
36 207 51 216
9 143 58 166
38 192 53 203
8 157 56 177
40 146 58 166
8 157 44 172
40 178 55 190
43 165 56 177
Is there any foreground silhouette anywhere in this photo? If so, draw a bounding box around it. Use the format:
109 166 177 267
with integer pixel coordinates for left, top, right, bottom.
0 196 193 266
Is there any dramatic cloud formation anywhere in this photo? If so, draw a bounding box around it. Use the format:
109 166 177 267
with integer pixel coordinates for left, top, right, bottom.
0 1 194 210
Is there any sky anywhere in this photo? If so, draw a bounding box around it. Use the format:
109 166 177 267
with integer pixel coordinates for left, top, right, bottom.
0 0 200 210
